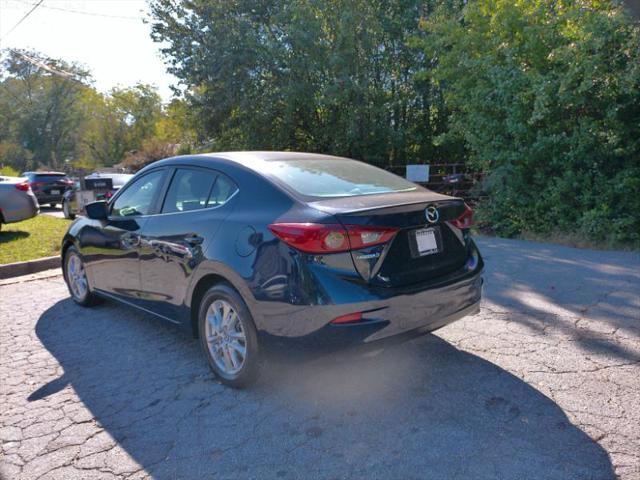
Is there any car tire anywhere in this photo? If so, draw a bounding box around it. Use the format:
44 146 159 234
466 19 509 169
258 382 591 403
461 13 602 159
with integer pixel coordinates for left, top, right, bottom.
62 200 75 219
63 246 98 307
198 283 261 388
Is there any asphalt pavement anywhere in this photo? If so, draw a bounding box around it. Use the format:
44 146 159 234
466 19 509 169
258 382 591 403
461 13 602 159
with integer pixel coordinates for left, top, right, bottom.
1 237 638 479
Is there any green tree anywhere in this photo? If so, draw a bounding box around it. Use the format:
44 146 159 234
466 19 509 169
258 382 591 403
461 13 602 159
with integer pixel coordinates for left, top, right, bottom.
79 84 164 167
420 0 640 245
0 49 91 170
149 0 459 165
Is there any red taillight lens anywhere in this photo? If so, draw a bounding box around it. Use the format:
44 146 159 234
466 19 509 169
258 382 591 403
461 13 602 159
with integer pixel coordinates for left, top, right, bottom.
15 181 30 191
105 190 114 199
30 181 44 190
449 204 474 229
330 312 363 325
268 223 399 254
268 223 349 253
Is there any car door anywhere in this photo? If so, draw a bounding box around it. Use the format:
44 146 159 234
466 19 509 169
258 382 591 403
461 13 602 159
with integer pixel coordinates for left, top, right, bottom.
81 168 168 303
136 167 239 321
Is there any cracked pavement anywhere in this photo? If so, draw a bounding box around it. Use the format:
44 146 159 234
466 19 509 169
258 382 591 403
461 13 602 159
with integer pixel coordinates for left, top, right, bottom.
1 236 639 479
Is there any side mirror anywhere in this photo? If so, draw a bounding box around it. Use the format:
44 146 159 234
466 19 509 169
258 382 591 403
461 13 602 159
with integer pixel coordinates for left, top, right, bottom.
85 200 109 220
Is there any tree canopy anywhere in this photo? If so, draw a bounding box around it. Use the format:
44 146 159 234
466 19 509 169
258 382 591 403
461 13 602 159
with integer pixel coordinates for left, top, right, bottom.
0 49 191 172
149 0 462 166
419 0 640 244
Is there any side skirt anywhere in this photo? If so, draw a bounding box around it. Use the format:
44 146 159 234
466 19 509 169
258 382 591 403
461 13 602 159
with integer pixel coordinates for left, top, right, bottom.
94 290 182 326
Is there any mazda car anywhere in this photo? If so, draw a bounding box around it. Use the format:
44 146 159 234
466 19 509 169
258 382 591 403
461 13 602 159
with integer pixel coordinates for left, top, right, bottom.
61 152 483 387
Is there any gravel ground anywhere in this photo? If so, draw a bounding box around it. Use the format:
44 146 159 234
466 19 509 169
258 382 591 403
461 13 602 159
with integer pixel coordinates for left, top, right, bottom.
1 236 639 480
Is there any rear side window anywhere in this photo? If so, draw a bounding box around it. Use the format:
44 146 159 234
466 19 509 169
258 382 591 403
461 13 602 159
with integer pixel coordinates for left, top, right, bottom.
207 174 238 207
162 169 217 213
264 158 418 198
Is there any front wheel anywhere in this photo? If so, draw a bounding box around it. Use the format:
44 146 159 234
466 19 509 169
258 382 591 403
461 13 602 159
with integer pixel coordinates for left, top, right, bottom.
198 284 261 388
63 246 97 306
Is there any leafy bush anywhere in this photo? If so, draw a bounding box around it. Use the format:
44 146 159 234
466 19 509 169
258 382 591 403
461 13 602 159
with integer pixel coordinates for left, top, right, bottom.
422 0 640 247
0 164 19 177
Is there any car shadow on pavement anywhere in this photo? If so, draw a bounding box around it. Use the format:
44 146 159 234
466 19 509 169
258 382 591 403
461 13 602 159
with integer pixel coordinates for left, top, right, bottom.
34 298 615 479
476 236 640 362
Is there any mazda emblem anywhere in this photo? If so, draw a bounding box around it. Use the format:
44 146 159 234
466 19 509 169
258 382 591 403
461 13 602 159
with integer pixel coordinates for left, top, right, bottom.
425 206 439 224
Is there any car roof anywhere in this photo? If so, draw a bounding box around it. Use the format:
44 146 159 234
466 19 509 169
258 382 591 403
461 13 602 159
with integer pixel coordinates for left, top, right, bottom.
205 151 350 166
26 171 67 176
147 151 353 173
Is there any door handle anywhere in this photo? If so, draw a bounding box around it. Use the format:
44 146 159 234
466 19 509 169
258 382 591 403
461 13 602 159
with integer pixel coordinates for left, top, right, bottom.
185 234 204 246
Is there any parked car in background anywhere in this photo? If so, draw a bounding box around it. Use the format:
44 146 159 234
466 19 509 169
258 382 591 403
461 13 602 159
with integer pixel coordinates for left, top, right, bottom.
0 176 39 230
62 173 133 219
60 152 483 388
20 172 74 208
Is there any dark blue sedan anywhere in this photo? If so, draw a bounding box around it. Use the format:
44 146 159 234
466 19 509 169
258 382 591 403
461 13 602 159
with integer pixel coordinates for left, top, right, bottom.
61 152 483 387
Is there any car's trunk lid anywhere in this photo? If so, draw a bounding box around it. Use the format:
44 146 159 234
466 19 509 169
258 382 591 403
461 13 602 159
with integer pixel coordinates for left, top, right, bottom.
310 191 469 287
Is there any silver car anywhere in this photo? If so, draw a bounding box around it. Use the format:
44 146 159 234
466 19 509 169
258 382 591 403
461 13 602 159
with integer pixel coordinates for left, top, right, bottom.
0 176 39 230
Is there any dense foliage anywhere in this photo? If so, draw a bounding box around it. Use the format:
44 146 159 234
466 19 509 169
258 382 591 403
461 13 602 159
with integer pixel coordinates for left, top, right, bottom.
149 0 462 166
421 0 640 245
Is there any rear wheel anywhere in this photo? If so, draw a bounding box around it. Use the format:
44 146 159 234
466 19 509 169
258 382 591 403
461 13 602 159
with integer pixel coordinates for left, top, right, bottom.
63 246 97 306
198 284 260 388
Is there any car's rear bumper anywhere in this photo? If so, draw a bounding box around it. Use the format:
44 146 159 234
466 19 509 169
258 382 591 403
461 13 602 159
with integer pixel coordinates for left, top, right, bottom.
257 260 483 354
261 293 481 357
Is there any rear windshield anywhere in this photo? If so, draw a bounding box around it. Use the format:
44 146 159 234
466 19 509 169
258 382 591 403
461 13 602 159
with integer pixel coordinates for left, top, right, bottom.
265 158 418 198
34 174 66 180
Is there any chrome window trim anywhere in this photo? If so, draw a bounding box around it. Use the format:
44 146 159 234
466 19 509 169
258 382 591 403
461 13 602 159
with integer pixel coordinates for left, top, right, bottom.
151 187 239 218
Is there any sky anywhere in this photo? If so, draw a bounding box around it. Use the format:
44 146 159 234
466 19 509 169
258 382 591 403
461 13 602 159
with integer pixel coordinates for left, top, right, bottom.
0 0 178 101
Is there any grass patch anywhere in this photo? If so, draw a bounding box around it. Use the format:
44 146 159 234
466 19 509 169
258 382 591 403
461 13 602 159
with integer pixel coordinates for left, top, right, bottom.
0 215 70 264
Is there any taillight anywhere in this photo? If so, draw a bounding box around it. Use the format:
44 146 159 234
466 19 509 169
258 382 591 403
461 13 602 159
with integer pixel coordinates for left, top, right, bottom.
15 181 30 191
105 190 114 199
268 223 399 254
330 312 363 325
449 204 474 229
30 181 45 190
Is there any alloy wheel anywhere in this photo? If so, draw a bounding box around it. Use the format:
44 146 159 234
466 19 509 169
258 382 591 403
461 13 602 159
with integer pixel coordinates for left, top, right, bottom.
66 252 88 301
204 299 247 376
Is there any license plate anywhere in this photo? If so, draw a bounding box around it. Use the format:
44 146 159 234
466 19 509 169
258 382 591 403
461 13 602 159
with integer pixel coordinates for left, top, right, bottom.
415 228 439 255
50 189 60 195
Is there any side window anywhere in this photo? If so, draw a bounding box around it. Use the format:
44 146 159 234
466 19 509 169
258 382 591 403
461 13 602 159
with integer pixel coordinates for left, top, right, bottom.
111 170 164 217
207 174 238 207
162 169 217 214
